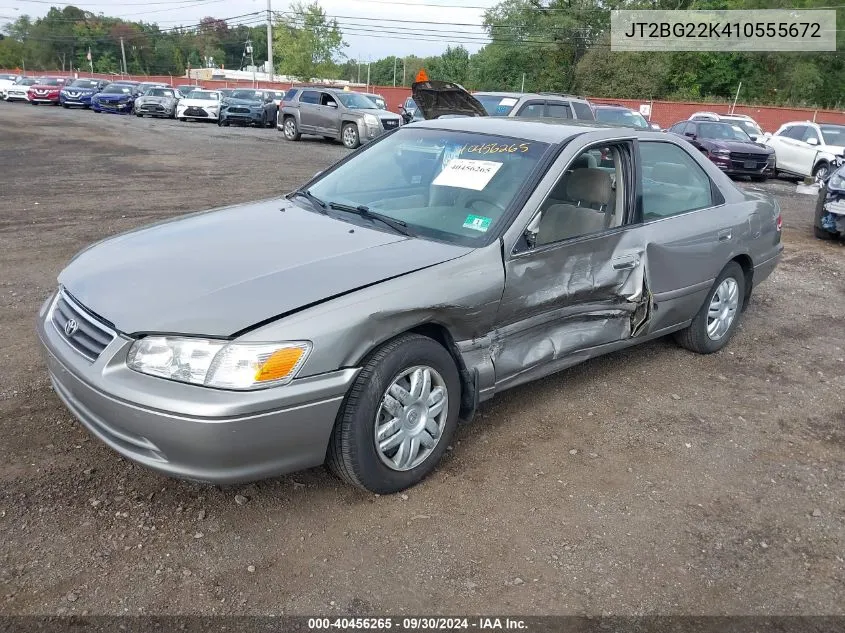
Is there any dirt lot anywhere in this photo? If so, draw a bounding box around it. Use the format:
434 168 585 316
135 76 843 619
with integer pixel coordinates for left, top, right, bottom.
1 103 843 617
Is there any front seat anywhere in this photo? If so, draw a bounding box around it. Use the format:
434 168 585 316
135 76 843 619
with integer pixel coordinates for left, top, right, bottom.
536 168 613 245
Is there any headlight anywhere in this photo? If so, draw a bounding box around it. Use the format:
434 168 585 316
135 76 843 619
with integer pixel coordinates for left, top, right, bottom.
127 337 311 390
710 148 730 156
364 114 379 127
828 171 845 189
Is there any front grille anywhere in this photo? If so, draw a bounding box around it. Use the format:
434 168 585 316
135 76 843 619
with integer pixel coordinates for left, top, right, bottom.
66 92 80 98
50 290 115 362
381 118 399 130
185 107 207 117
729 151 767 161
141 104 165 113
229 107 250 114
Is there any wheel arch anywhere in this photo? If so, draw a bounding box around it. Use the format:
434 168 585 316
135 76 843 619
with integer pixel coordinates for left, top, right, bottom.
356 322 477 423
730 253 754 312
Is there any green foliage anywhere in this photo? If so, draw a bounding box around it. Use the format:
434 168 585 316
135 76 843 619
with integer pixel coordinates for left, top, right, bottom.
273 1 346 81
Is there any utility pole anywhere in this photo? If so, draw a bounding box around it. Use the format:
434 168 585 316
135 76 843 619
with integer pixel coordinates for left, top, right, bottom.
402 58 406 86
119 37 128 76
366 61 370 91
393 57 397 87
521 73 525 92
266 0 273 82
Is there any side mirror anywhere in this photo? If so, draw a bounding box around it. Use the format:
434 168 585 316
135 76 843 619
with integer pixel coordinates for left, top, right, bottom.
326 101 338 108
522 213 542 251
807 137 819 146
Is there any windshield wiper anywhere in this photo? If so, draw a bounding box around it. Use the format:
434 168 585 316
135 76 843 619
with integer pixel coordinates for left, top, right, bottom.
289 189 328 213
327 202 413 237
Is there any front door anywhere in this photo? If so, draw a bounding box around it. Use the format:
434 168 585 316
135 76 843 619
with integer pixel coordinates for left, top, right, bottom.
493 141 648 390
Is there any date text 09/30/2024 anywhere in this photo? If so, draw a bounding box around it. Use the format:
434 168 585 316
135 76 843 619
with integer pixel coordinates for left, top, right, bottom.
307 617 528 630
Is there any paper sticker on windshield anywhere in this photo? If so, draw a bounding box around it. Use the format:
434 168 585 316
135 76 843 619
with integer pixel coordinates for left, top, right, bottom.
498 97 518 107
433 159 503 191
463 214 492 232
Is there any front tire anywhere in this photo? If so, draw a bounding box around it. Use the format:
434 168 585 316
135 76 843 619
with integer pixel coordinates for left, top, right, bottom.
342 123 360 149
813 161 830 181
327 334 461 494
674 262 746 354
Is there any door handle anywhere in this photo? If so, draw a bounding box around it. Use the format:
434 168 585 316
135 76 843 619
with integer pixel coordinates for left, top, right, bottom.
718 229 732 242
612 255 640 270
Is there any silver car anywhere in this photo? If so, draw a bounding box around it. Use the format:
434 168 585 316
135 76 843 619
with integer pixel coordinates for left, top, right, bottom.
134 86 180 118
37 101 782 494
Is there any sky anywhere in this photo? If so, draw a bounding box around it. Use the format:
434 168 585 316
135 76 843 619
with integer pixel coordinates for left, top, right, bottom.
0 0 500 59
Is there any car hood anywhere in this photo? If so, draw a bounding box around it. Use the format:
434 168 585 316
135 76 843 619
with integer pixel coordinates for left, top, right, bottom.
225 98 263 106
411 80 488 120
708 139 774 153
58 198 472 336
137 95 176 104
95 93 133 100
31 84 62 90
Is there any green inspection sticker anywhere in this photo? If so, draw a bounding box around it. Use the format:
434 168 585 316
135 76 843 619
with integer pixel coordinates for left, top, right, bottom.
463 214 492 232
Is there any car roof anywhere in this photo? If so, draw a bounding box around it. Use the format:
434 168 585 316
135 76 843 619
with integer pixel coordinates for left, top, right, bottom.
474 91 588 101
594 104 634 110
409 116 649 144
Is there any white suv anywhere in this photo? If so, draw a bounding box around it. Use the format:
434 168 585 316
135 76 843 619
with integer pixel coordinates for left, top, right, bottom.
764 121 845 180
689 112 765 142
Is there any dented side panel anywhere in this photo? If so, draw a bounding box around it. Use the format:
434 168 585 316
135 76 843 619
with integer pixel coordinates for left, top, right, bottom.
493 228 648 388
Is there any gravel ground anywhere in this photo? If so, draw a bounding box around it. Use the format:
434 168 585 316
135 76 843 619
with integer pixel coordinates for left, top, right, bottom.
0 103 843 617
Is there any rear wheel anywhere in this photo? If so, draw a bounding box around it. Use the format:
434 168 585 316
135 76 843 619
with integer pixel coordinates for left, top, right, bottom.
283 116 300 141
327 334 460 494
674 262 746 354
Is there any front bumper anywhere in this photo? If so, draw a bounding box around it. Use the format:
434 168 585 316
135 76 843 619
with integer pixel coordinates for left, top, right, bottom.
220 109 263 124
36 293 358 484
708 154 775 177
60 94 93 107
136 103 175 117
178 106 219 120
5 91 31 101
30 94 60 104
93 100 134 114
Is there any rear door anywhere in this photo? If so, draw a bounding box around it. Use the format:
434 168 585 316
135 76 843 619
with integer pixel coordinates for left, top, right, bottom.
297 90 320 133
544 100 572 120
513 100 545 118
636 139 738 333
315 92 340 136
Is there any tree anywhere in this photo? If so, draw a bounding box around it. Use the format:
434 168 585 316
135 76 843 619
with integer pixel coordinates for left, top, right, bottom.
273 1 346 81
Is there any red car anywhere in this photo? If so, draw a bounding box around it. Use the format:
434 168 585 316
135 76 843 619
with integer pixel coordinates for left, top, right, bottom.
28 76 68 105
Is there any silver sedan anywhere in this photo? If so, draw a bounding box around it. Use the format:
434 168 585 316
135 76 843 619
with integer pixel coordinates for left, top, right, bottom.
38 114 782 494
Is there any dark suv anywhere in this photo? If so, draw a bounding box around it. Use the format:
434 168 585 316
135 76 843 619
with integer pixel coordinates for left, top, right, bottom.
669 120 775 181
280 88 402 148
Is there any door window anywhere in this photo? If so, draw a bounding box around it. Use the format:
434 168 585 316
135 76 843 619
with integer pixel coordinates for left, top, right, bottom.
783 125 807 140
801 127 820 144
545 102 572 119
571 101 595 120
532 145 627 245
516 101 544 118
321 93 338 107
639 142 713 220
299 90 319 104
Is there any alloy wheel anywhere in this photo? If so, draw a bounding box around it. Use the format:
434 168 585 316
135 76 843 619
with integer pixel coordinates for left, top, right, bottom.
707 278 739 340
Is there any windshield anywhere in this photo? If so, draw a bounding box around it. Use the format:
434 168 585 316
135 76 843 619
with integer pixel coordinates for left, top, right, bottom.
147 88 176 98
189 91 219 100
304 128 550 246
729 125 753 141
69 79 99 88
334 92 377 109
230 90 264 101
595 108 649 128
17 78 38 86
820 124 845 146
474 94 517 116
722 117 763 136
101 85 131 94
698 122 747 140
36 78 63 86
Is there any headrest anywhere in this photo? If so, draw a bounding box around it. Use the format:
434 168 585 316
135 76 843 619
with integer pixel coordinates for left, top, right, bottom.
570 153 598 170
566 168 613 206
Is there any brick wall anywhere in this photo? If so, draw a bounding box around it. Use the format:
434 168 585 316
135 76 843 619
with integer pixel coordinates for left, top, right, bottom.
6 69 845 132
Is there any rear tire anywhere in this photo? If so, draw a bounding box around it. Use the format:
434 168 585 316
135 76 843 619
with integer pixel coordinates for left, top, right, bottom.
283 116 301 141
327 334 461 494
674 262 746 354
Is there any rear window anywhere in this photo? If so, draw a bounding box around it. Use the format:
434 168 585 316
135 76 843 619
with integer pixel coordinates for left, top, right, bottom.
283 88 299 102
299 90 319 104
571 101 594 120
546 102 572 119
474 94 517 116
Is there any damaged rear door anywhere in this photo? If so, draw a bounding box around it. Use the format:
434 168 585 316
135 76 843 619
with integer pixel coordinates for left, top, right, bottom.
492 138 650 391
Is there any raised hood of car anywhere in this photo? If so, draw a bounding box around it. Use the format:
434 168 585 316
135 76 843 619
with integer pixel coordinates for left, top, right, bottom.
58 199 471 337
411 80 488 120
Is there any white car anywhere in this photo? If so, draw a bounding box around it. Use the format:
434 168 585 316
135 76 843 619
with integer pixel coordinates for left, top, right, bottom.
3 76 37 101
0 74 20 98
175 89 222 122
689 111 765 142
765 121 845 180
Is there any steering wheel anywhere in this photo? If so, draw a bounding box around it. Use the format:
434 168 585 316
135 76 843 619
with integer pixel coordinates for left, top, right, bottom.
464 196 507 214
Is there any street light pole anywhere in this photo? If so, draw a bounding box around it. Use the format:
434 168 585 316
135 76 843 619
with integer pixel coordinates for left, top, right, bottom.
266 0 274 83
393 57 397 87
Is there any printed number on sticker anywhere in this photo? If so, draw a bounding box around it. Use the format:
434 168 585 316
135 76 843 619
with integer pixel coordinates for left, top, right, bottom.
432 159 503 191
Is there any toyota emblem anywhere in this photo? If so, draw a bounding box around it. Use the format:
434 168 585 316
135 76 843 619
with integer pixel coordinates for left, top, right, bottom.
64 318 79 337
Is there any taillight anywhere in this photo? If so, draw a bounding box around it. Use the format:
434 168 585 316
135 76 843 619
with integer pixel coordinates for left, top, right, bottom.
776 214 783 232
